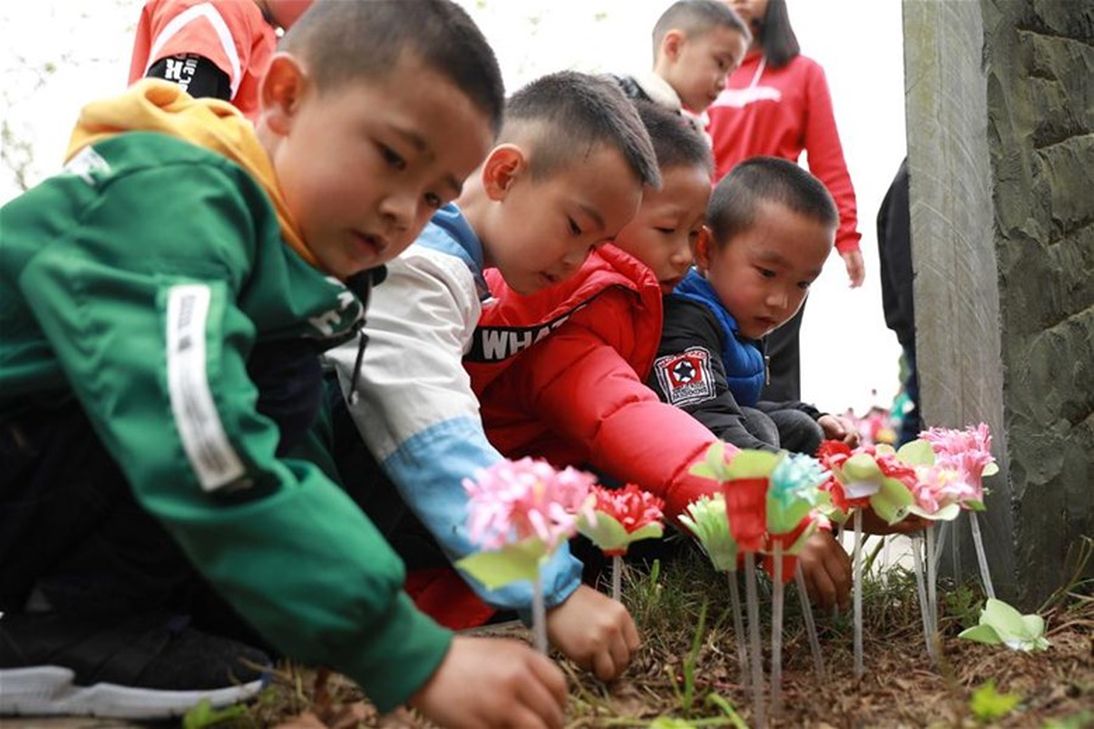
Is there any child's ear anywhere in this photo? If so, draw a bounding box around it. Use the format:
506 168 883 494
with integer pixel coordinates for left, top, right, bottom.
694 224 714 270
662 30 686 63
259 53 309 136
481 145 527 201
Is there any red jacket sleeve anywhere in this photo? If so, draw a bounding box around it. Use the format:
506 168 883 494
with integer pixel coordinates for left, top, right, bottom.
500 292 738 521
802 61 861 254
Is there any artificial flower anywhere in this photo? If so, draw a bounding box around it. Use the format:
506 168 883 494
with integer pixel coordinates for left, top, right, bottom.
579 484 665 556
921 424 997 509
463 458 597 552
679 493 738 573
959 598 1050 652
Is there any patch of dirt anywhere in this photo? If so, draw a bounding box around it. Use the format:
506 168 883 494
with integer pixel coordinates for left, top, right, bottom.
247 563 1093 728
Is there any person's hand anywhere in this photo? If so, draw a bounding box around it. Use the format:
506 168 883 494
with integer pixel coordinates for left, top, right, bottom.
860 506 931 535
817 414 860 447
841 249 865 288
797 530 851 610
408 636 567 729
547 584 640 681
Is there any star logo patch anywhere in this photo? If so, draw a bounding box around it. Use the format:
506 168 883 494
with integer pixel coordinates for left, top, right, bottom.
654 348 716 407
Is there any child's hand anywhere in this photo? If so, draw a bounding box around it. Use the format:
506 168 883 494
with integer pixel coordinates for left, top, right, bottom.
547 584 641 681
817 414 860 447
409 636 566 729
841 249 865 288
860 506 931 535
797 530 852 611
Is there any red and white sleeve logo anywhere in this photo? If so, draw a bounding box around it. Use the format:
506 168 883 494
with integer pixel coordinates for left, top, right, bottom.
653 348 716 407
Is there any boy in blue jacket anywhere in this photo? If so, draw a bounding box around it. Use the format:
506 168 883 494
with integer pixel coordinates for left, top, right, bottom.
649 157 857 455
328 71 660 682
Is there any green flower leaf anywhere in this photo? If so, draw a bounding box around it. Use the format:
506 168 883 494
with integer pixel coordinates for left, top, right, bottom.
958 623 1002 645
869 477 915 524
908 502 961 521
843 453 883 481
969 680 1021 722
577 511 663 553
723 449 780 480
689 463 719 481
959 598 1050 652
766 494 813 535
897 438 935 466
455 537 547 590
983 462 999 477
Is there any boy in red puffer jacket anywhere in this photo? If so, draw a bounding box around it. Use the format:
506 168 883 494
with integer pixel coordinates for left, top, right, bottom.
467 103 854 610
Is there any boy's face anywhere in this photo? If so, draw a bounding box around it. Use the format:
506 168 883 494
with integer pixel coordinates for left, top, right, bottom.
700 201 833 340
613 163 711 294
663 26 748 113
483 144 644 295
261 54 494 279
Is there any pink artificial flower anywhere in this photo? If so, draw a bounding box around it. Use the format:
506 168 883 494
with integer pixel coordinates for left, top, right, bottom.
590 484 665 534
921 424 996 507
463 458 598 551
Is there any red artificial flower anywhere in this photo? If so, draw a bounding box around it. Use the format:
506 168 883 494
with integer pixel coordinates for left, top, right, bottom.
762 515 831 584
591 483 665 534
815 439 852 468
723 477 768 553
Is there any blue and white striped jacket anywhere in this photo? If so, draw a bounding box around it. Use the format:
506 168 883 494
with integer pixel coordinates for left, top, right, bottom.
325 204 583 616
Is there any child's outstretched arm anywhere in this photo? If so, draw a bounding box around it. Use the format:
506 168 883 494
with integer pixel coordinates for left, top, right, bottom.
325 244 584 616
488 290 735 522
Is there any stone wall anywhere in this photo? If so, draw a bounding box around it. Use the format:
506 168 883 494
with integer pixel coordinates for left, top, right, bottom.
903 0 1093 607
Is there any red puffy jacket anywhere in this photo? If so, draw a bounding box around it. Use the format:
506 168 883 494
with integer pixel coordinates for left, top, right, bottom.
465 245 738 521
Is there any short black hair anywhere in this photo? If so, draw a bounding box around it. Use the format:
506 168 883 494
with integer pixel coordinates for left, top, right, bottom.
502 71 661 189
634 101 712 175
652 0 751 57
707 157 837 247
754 0 800 68
281 0 504 133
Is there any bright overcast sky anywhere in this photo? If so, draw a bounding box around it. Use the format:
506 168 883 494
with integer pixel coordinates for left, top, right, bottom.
0 0 907 415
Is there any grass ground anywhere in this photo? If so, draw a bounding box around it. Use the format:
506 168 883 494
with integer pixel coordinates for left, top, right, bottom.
212 537 1093 729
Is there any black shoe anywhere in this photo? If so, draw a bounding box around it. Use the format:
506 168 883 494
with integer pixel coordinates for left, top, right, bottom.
0 611 269 719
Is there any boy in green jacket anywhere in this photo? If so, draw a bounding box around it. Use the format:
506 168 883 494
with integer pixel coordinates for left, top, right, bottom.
0 2 566 727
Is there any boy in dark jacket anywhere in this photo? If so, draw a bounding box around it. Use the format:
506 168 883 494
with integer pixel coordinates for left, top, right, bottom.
0 3 568 726
470 109 855 610
648 157 857 456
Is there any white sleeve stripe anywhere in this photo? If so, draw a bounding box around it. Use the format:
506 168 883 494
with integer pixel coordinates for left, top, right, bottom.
165 284 246 491
145 2 243 98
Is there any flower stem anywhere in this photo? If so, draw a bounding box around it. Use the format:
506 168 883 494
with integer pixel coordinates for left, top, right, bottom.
926 522 938 636
911 533 937 664
853 509 864 679
728 569 750 689
533 571 547 654
744 553 766 728
952 510 963 583
771 542 784 719
611 554 623 602
795 563 825 678
969 511 996 599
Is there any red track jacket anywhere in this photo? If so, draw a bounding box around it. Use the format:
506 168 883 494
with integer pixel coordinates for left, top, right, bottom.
707 51 861 254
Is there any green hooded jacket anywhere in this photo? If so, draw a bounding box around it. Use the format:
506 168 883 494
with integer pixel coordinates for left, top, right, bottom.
0 127 451 710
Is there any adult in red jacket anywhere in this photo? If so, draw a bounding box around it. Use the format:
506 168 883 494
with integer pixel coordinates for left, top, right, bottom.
465 244 736 523
709 0 863 401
